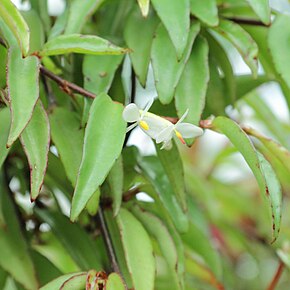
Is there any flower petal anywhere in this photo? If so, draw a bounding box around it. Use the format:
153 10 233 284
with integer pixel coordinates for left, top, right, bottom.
122 103 140 122
126 122 138 133
141 113 170 139
161 140 172 150
175 123 203 138
156 125 174 143
176 109 189 124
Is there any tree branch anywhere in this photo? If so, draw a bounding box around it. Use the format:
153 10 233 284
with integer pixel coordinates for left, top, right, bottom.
266 261 284 290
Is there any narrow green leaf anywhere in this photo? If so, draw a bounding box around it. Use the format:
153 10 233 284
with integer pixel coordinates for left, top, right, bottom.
152 22 200 104
0 108 10 169
268 14 290 90
175 35 209 126
0 174 38 290
246 0 270 25
7 48 40 147
60 273 86 290
151 0 190 59
40 273 86 290
117 208 155 290
20 101 50 201
30 0 51 35
0 0 30 55
83 55 123 95
212 19 258 77
86 188 101 216
212 116 282 242
39 34 129 57
137 0 150 17
49 107 84 186
65 0 104 34
107 155 124 216
190 0 218 27
124 10 159 86
106 273 126 290
155 142 187 211
35 209 102 270
71 94 126 221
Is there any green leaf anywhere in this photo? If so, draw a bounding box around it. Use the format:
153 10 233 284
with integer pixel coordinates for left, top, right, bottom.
268 14 290 90
152 22 200 104
246 0 270 25
65 0 104 34
106 273 126 290
124 10 159 86
117 208 155 290
137 0 150 17
151 0 190 59
212 116 282 242
20 101 50 201
49 107 84 186
6 48 40 147
0 0 30 56
0 174 38 290
107 155 124 216
39 34 129 57
71 94 126 221
59 272 86 290
40 273 86 290
0 108 10 169
190 0 218 27
35 209 103 270
211 19 258 77
175 35 209 126
86 188 101 216
83 54 123 95
155 142 187 211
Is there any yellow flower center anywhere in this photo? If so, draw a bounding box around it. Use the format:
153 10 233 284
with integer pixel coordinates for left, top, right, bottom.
139 120 149 130
175 130 185 144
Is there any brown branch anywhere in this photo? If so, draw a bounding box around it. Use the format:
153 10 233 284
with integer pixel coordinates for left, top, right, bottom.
266 261 284 290
40 65 96 99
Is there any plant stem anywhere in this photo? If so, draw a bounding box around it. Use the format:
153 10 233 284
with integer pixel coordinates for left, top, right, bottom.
266 261 284 290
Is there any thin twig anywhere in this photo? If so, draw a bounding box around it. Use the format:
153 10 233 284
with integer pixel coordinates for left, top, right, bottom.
266 261 284 290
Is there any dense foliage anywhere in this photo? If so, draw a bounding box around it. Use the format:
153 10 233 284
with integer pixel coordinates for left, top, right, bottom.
1 0 290 289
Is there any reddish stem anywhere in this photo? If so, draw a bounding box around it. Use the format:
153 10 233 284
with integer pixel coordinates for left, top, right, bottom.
267 261 285 290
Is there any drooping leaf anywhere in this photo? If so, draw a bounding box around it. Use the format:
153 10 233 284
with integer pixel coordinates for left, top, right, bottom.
65 0 105 34
60 272 86 290
151 22 200 104
175 35 209 126
151 0 190 59
211 19 258 77
124 9 159 86
49 107 84 186
0 174 38 290
0 0 30 55
117 208 155 290
83 54 123 95
106 273 126 290
7 48 40 147
136 0 150 17
70 93 126 221
39 34 129 57
30 0 51 35
190 0 218 27
212 116 282 242
246 0 270 25
0 108 10 169
20 101 50 201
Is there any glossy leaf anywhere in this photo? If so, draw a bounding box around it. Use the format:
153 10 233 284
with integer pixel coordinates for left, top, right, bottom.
49 107 84 186
40 273 86 290
117 208 155 290
71 93 126 221
124 10 159 86
60 273 86 290
212 19 258 77
35 209 102 270
20 101 50 201
190 0 218 27
151 22 200 104
7 48 40 147
0 0 30 55
106 273 126 290
268 14 290 90
246 0 270 25
65 0 104 34
175 35 209 126
212 116 282 242
137 0 150 17
155 142 187 211
83 54 123 95
0 108 10 169
0 175 38 290
39 34 129 57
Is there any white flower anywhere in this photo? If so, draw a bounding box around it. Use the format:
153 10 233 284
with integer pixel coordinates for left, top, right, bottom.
156 109 203 150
